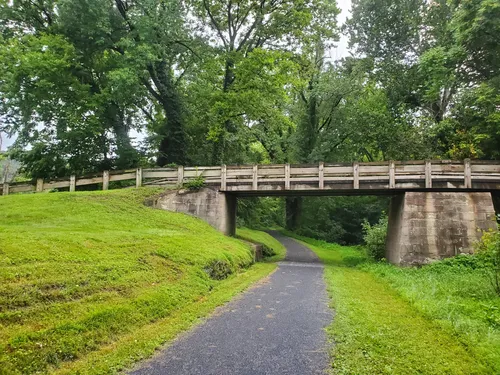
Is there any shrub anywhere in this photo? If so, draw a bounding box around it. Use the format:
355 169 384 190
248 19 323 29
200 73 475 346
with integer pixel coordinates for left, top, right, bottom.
362 214 388 261
425 253 487 272
204 259 234 280
475 224 500 296
261 244 276 257
183 174 205 190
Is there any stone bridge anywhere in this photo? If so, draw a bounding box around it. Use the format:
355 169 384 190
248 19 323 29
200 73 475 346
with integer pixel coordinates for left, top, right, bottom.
2 160 499 265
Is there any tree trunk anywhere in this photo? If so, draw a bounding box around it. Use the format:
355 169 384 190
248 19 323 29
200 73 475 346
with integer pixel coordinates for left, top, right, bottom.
285 196 302 231
154 64 188 167
209 57 240 165
104 102 137 169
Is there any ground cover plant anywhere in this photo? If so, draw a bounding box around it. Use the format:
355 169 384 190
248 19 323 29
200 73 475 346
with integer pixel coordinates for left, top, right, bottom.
0 189 276 374
283 231 500 374
236 228 286 262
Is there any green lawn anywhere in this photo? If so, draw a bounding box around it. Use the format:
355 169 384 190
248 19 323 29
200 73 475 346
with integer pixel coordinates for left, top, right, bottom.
0 189 276 374
236 227 286 261
283 232 500 375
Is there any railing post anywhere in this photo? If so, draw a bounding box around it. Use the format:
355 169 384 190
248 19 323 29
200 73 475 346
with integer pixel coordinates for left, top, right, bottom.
252 165 258 190
285 164 290 190
36 178 44 193
69 175 76 192
353 162 359 189
464 159 472 189
177 166 184 186
2 182 9 196
221 165 227 190
136 168 143 188
425 160 432 189
103 171 109 190
389 161 395 189
319 162 324 189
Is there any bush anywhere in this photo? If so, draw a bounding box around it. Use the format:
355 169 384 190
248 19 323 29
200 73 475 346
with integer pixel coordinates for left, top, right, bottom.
476 224 500 296
183 174 205 190
204 259 234 280
425 253 487 272
362 214 388 261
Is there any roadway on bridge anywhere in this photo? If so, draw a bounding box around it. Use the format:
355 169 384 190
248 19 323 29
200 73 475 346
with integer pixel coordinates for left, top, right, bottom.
129 232 333 375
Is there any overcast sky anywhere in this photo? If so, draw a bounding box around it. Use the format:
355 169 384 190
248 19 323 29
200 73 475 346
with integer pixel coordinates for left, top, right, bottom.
0 0 352 152
330 0 352 61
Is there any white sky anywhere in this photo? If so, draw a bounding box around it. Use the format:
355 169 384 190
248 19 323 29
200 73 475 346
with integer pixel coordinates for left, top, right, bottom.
0 0 352 152
329 0 352 61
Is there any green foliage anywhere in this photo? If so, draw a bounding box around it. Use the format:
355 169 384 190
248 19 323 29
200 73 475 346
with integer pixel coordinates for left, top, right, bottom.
362 214 388 260
454 0 500 82
182 174 206 191
294 234 500 374
295 196 389 245
476 226 500 296
0 189 277 374
0 0 498 182
237 197 285 230
433 83 500 159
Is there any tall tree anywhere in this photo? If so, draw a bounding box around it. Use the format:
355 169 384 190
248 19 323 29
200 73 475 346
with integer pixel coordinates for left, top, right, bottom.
0 0 197 177
189 0 339 164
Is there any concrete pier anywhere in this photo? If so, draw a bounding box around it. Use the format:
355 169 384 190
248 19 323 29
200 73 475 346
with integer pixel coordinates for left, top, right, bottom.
153 188 236 236
386 192 497 265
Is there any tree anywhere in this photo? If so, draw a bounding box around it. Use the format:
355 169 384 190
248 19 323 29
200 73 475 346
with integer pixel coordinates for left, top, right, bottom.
345 0 462 123
188 0 339 164
0 0 197 177
453 0 500 84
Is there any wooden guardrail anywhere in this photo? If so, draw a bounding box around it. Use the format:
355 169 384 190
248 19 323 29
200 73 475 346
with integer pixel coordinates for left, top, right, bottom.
2 160 500 196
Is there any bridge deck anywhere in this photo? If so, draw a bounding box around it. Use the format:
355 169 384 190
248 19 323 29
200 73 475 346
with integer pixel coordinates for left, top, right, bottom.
2 160 500 196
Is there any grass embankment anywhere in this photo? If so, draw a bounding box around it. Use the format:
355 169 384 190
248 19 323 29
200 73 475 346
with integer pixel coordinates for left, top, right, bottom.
236 228 286 262
284 232 500 375
0 189 276 375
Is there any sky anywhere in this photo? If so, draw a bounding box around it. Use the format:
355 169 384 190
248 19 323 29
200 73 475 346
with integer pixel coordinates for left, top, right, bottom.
0 0 352 152
330 0 352 61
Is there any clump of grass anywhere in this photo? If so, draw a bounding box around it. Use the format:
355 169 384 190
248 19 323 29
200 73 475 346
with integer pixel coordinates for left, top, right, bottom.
204 259 235 280
0 189 275 374
236 228 286 261
290 233 499 374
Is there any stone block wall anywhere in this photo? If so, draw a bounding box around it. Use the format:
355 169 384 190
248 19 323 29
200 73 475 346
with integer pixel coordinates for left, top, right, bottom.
386 192 497 265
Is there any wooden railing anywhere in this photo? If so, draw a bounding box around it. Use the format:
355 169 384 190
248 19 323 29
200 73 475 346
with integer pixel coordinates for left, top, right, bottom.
2 160 500 196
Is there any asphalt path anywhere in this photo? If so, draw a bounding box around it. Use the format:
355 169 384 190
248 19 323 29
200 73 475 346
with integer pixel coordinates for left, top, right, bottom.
129 231 333 375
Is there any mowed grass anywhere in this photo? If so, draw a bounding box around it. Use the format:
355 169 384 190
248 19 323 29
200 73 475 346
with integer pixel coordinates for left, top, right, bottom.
236 228 286 262
0 189 276 374
283 232 499 374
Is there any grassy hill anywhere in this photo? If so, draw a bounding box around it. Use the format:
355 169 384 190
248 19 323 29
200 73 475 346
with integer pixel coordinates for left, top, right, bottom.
0 189 276 374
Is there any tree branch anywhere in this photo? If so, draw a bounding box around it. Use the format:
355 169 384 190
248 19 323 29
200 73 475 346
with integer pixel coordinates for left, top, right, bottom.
203 0 228 48
141 77 163 103
140 106 155 123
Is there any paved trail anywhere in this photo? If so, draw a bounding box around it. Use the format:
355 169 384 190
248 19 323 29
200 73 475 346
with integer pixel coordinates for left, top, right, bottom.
129 232 332 375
